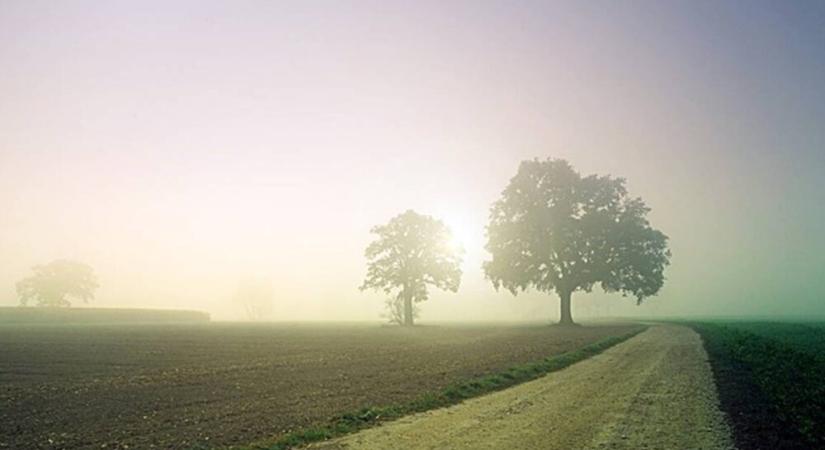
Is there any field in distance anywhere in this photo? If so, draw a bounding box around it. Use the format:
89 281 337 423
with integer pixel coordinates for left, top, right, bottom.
0 306 210 324
0 321 641 450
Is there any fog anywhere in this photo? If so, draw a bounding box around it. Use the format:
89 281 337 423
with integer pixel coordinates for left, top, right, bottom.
2 0 824 321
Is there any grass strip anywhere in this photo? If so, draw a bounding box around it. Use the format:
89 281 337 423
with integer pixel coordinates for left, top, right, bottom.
690 322 824 450
246 326 647 450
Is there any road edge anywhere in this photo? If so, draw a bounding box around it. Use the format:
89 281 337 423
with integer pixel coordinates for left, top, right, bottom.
239 325 648 450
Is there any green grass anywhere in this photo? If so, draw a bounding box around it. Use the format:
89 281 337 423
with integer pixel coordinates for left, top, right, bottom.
246 326 646 450
707 321 825 360
690 322 824 448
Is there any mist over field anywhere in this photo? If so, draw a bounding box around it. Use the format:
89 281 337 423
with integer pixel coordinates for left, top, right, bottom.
2 0 824 322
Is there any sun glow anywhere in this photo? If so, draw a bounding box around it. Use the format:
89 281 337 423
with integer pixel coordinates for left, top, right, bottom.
441 213 486 267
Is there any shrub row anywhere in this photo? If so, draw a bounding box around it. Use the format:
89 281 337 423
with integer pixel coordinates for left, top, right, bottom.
0 306 210 324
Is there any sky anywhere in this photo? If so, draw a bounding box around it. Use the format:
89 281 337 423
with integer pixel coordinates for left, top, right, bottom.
1 0 824 321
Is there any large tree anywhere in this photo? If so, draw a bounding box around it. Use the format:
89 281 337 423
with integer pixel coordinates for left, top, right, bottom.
484 158 670 325
361 210 463 326
16 260 99 307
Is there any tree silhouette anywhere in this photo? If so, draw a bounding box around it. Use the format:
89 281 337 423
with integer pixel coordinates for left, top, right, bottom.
484 158 670 325
16 260 99 307
234 278 274 321
382 296 419 325
361 210 463 326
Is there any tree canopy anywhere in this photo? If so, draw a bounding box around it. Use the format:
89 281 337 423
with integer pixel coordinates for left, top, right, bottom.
484 158 670 324
361 210 463 326
16 260 99 307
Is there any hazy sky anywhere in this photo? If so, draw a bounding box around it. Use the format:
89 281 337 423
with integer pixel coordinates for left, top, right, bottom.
2 0 824 321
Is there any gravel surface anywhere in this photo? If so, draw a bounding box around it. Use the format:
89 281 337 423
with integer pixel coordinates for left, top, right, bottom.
315 325 734 450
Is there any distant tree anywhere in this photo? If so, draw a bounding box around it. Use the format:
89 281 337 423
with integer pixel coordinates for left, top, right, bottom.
484 158 671 325
381 296 420 325
16 260 99 307
234 278 274 321
361 210 463 326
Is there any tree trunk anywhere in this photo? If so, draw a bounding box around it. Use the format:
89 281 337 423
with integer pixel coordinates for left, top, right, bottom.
559 290 574 325
403 294 414 326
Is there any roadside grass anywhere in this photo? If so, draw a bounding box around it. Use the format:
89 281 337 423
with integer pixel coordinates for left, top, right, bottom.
690 322 824 450
245 326 646 450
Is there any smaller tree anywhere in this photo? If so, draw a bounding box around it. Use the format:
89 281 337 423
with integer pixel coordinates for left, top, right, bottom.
234 278 274 321
361 210 463 326
381 296 420 325
16 260 99 307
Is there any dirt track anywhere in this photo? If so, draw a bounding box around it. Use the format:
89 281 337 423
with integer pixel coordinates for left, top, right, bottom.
316 325 734 450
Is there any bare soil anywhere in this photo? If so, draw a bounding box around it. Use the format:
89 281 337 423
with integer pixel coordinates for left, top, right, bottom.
0 322 639 449
317 325 734 450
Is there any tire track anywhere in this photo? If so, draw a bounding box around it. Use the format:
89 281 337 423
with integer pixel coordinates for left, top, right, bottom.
314 325 734 450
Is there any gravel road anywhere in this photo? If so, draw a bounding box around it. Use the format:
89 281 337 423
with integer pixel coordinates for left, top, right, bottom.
313 325 734 450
